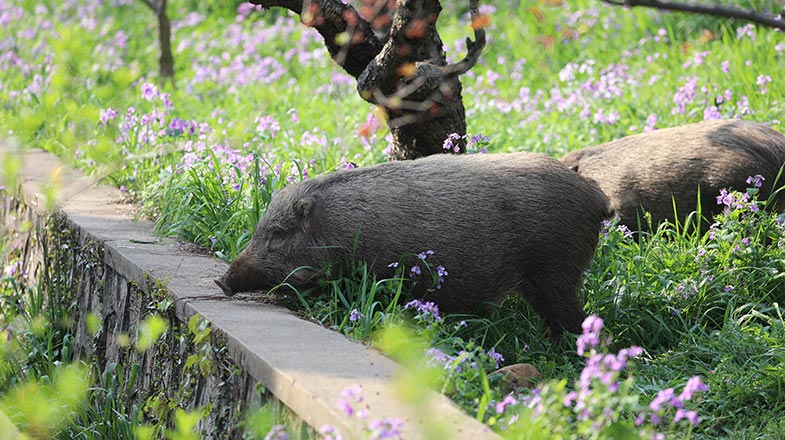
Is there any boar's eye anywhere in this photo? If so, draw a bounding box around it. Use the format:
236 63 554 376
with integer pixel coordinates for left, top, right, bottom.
269 226 288 240
265 227 288 251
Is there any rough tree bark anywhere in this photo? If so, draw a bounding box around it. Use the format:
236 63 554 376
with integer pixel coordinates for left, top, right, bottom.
601 0 785 32
140 0 175 84
249 0 486 160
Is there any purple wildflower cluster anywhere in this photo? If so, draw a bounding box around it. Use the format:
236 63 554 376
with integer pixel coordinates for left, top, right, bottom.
600 219 633 240
704 176 775 260
322 384 404 440
507 315 708 435
425 343 504 377
442 133 462 153
392 250 449 290
404 299 441 322
715 175 765 216
566 317 645 423
102 83 207 157
185 17 305 94
673 280 699 300
442 133 491 154
487 347 504 369
162 108 312 193
642 376 708 427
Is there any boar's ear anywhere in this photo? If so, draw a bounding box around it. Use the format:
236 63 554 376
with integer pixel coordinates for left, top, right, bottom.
293 197 315 232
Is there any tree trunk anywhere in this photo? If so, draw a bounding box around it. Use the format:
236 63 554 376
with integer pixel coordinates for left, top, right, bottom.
140 0 175 85
249 0 486 159
156 0 174 83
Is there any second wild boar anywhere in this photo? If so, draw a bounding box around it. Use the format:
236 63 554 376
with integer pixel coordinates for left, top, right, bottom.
561 119 785 230
215 152 611 335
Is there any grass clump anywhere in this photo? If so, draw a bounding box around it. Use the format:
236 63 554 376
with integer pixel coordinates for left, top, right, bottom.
3 0 785 438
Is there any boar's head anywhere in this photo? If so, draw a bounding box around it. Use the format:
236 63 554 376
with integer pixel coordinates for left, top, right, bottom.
215 185 324 296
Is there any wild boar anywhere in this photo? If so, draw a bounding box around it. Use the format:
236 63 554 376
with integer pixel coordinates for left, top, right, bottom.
561 119 785 230
215 152 611 334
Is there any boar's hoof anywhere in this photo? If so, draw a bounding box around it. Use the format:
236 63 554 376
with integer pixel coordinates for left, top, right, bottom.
214 278 234 296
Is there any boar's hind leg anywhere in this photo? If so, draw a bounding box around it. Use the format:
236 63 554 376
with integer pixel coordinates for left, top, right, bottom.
519 274 587 336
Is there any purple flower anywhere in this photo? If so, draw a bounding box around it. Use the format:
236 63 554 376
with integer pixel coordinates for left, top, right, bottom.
435 265 448 289
404 300 441 321
495 394 518 414
99 108 118 125
349 309 362 322
600 219 613 238
757 75 772 94
736 23 755 40
679 376 709 401
467 133 490 152
319 425 343 440
336 384 363 416
674 409 700 427
140 82 158 101
442 133 462 153
417 250 434 260
337 399 353 416
487 347 504 368
716 189 735 206
287 108 299 123
256 115 281 138
746 174 765 188
563 391 577 407
237 2 261 17
649 387 679 413
426 348 452 368
704 105 722 120
168 117 187 136
410 265 421 277
616 224 633 238
367 418 404 439
160 93 173 110
643 113 658 132
387 261 399 268
577 315 604 355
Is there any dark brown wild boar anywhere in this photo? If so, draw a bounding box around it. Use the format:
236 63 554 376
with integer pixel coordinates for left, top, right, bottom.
561 119 785 230
215 152 611 335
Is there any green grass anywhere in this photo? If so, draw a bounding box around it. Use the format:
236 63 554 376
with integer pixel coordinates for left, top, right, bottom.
3 0 785 438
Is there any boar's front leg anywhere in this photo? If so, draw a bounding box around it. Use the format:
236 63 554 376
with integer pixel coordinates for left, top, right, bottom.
519 272 588 337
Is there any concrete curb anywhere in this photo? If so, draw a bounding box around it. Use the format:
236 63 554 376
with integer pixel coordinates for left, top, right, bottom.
1 145 498 439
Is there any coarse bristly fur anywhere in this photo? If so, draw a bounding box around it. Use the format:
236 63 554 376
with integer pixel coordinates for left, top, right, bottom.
561 119 785 230
215 152 611 335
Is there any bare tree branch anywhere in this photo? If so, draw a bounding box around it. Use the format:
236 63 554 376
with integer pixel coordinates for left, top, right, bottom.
250 0 383 77
442 0 486 76
601 0 785 31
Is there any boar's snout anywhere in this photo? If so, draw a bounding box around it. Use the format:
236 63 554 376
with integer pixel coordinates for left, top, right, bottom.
214 277 235 297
